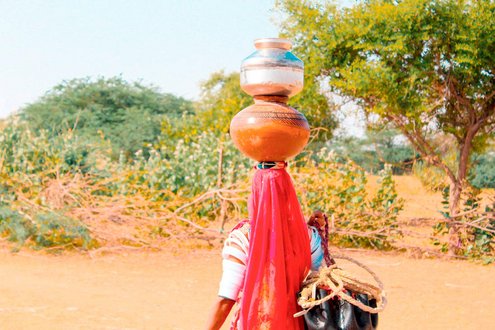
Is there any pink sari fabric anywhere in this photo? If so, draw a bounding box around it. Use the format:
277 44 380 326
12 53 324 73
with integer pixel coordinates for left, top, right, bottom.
238 168 311 330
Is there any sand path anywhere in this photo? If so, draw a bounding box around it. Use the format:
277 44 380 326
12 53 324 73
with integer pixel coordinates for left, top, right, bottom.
0 249 493 330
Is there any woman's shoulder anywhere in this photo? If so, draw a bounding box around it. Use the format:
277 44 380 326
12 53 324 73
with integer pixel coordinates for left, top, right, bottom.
230 219 250 239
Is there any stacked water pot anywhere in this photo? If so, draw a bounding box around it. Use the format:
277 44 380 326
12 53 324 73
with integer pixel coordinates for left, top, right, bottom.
230 38 310 162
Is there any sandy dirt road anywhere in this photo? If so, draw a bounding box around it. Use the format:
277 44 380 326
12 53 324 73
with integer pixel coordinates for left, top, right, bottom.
0 249 494 330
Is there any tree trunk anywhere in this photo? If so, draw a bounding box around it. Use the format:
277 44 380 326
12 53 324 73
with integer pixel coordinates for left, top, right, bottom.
448 179 462 256
447 122 480 255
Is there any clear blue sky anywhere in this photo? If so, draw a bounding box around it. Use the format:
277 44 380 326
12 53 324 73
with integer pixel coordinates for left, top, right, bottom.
0 0 355 119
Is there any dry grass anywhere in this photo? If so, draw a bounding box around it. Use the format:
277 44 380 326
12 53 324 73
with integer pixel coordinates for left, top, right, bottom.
7 170 493 256
72 174 489 254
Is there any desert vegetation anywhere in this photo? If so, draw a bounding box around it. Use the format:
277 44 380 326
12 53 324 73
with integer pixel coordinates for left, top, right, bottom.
0 76 403 252
1 0 494 263
278 0 495 259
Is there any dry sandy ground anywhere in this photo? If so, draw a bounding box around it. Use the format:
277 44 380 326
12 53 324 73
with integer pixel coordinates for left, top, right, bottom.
0 248 494 330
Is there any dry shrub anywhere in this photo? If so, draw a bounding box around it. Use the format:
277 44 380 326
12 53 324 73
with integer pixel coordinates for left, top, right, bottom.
294 147 404 249
0 120 403 252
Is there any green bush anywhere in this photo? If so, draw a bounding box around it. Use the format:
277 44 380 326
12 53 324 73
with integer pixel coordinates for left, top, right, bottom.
470 153 495 189
124 132 250 197
113 132 252 228
33 212 93 249
295 148 403 249
0 207 93 250
0 207 34 245
0 118 103 251
21 77 193 158
433 187 495 263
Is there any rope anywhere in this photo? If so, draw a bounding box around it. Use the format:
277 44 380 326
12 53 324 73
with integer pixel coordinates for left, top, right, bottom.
294 254 387 318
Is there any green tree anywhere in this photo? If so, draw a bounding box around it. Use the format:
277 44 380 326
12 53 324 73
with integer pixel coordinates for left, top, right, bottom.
21 77 193 158
279 0 495 254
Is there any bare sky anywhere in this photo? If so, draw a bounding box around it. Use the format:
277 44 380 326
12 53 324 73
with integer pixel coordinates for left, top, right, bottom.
1 0 357 122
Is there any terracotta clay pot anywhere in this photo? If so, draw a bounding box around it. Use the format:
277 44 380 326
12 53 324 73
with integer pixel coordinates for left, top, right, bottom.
230 96 310 162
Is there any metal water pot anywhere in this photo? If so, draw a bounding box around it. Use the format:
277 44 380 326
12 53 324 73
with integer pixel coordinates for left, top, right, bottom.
240 38 304 97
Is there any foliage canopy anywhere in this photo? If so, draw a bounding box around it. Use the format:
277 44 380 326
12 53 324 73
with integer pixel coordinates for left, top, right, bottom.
278 0 495 254
22 77 194 158
279 0 495 148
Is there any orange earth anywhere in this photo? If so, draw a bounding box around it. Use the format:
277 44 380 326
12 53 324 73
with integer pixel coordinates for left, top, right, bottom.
0 248 494 330
0 175 494 330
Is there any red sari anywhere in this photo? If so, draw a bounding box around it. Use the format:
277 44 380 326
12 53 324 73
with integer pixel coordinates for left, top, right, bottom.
235 167 311 329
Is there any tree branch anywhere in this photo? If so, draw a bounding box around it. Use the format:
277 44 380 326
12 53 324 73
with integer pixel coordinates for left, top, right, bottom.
452 221 495 235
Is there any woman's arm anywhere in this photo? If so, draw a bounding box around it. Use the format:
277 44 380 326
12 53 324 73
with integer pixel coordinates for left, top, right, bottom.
206 227 249 329
205 297 236 330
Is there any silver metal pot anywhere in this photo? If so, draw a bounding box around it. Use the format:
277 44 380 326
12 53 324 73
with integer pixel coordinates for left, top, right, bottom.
240 38 304 98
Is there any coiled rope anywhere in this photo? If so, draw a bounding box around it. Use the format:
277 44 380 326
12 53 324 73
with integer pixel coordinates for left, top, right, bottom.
294 254 387 318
